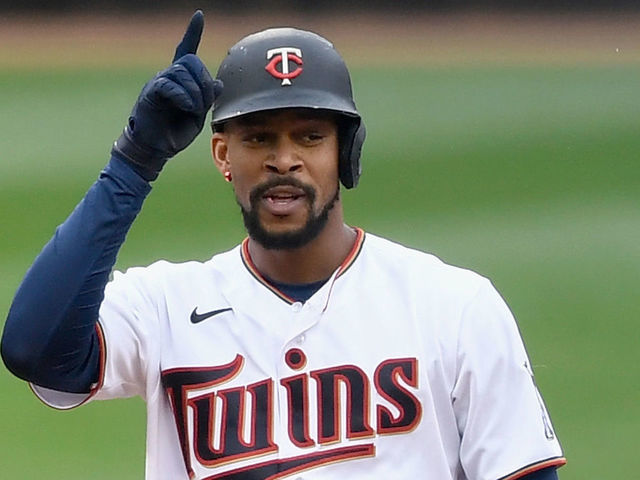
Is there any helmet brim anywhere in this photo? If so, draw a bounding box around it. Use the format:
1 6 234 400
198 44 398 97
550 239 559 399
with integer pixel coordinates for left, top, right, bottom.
211 87 360 126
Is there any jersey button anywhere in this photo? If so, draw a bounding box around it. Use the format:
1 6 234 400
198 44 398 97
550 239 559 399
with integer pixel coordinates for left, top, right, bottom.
296 334 306 344
292 302 303 312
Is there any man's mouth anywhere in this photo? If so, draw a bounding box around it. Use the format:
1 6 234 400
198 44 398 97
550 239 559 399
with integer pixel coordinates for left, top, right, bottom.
261 186 307 215
264 186 305 202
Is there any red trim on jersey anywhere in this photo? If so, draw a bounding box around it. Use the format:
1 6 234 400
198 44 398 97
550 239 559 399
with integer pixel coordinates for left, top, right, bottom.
374 357 422 435
284 347 307 370
201 443 375 480
189 378 278 469
310 363 375 444
162 355 246 478
241 239 296 304
335 227 365 279
91 321 107 396
28 321 107 410
280 373 315 448
320 227 365 312
240 227 366 304
499 457 567 480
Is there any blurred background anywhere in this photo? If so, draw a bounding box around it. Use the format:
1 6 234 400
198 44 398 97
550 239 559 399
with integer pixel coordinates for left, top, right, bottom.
1 1 638 478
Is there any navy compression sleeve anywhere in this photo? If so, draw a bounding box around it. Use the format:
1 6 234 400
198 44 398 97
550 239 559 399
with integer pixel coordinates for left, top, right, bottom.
1 156 151 393
520 466 559 480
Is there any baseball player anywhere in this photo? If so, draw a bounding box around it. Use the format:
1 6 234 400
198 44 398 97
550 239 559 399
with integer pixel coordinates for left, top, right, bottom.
2 11 565 480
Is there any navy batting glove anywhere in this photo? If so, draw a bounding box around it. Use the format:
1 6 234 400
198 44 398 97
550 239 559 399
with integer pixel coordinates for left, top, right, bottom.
112 11 221 181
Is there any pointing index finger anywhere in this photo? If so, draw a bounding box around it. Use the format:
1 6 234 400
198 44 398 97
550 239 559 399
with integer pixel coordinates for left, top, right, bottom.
173 10 204 62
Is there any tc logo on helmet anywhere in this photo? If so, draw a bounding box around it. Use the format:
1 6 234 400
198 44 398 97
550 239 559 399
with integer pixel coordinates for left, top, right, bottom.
265 47 303 86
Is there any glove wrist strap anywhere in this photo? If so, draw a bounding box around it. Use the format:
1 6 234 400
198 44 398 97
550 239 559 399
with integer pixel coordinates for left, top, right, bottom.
112 128 167 181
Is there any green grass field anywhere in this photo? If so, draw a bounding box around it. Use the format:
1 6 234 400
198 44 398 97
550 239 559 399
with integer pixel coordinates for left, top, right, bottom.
1 24 639 478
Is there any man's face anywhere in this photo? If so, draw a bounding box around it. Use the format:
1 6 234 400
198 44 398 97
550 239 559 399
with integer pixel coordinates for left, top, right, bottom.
212 109 341 250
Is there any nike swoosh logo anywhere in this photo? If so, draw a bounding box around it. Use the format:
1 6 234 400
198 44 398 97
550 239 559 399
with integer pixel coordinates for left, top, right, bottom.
190 307 233 324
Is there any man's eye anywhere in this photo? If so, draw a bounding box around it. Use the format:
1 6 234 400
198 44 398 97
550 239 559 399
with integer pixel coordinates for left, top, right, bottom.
304 133 324 143
243 134 266 144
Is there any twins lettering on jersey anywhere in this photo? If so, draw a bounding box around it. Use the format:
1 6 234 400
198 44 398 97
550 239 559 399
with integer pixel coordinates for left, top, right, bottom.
161 351 421 479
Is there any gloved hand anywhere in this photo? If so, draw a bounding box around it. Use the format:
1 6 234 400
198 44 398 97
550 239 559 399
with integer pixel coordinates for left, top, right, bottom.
112 10 220 181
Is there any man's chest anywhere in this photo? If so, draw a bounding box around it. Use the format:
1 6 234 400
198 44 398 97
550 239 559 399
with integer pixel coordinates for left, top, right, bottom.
155 291 459 479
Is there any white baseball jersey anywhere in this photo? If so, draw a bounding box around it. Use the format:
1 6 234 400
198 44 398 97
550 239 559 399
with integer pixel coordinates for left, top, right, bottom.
33 229 565 479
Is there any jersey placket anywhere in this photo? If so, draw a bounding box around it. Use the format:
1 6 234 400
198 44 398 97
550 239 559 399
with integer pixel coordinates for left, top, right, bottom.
274 297 324 458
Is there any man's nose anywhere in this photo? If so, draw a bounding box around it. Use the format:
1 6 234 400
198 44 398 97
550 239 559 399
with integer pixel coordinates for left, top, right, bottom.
264 138 303 174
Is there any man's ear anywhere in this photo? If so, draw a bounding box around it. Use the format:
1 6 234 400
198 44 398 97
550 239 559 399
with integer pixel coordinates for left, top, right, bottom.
211 133 230 176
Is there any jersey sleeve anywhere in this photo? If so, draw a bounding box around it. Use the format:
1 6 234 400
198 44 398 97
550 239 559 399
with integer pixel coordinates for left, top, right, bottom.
30 266 163 409
93 267 163 402
452 281 566 480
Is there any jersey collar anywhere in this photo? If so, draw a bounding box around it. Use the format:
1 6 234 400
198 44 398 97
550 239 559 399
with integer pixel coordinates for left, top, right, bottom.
240 227 365 305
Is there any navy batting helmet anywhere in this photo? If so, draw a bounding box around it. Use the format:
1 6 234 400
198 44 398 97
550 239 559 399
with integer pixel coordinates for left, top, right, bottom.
211 27 365 189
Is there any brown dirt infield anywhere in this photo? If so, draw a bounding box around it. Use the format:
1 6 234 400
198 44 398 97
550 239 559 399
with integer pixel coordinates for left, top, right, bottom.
1 12 639 69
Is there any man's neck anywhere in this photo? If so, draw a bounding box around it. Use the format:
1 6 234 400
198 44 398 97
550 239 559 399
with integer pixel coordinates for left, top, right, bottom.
247 218 357 285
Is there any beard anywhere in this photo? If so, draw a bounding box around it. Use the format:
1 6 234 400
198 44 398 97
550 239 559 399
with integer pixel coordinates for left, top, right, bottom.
239 177 340 250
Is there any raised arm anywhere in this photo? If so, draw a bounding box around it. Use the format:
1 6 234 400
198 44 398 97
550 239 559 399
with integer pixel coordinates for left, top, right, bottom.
1 11 217 393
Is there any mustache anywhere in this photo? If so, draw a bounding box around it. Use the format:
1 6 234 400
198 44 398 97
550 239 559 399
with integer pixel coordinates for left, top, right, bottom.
249 177 317 207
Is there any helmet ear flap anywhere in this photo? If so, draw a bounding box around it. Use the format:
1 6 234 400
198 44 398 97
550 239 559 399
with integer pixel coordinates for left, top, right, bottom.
339 119 366 189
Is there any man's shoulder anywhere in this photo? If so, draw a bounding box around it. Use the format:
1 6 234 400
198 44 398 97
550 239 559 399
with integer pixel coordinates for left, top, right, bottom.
360 231 489 291
111 243 243 282
362 231 471 271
